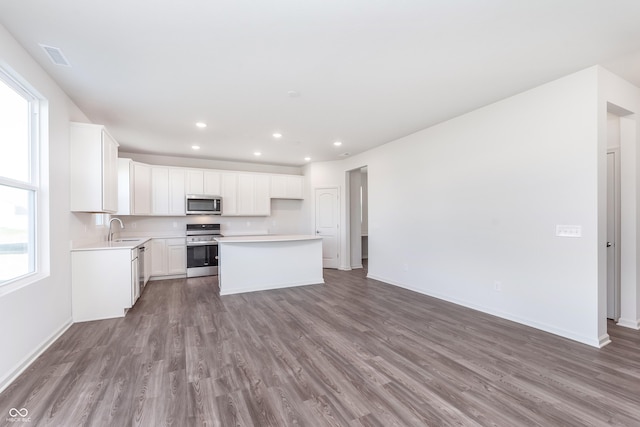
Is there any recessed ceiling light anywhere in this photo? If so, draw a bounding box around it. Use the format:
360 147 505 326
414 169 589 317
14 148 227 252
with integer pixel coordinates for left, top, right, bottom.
272 133 282 139
191 145 200 150
254 151 262 156
333 141 342 146
287 90 301 98
195 122 207 128
304 157 311 161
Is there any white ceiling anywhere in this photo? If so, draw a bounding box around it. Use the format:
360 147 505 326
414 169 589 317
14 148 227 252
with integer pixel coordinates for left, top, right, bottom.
2 1 640 166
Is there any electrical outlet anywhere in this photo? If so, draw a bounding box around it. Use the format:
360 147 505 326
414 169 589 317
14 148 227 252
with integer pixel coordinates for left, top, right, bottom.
494 281 502 292
173 221 178 228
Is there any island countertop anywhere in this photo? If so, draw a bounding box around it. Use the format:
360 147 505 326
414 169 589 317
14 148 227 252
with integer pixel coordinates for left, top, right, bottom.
215 234 322 243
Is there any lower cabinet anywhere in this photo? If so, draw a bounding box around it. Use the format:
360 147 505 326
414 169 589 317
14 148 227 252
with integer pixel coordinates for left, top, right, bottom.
71 248 138 322
150 238 186 278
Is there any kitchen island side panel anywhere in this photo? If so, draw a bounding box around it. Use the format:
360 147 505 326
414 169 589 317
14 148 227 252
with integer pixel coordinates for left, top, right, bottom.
218 237 323 295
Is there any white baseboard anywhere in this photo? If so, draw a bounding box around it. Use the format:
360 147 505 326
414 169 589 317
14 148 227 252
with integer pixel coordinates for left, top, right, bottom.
366 273 603 348
598 334 612 348
616 318 640 330
0 318 73 393
149 274 186 282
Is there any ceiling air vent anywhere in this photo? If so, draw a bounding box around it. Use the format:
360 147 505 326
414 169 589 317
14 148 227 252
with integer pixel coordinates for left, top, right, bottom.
39 44 71 67
339 152 351 157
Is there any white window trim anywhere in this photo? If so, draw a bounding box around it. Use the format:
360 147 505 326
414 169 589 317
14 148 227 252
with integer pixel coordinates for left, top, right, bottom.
0 68 49 296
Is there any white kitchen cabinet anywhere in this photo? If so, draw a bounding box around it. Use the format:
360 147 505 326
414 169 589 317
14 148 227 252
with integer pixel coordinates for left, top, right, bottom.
131 251 139 303
144 243 152 284
222 173 270 216
255 177 271 214
270 174 304 199
237 173 255 215
152 166 169 214
221 173 238 216
132 162 152 215
151 167 186 215
71 247 137 322
186 169 204 194
167 240 187 274
117 158 133 215
169 169 186 214
186 169 221 196
150 238 186 278
150 238 167 276
69 122 119 213
238 173 270 216
204 171 221 195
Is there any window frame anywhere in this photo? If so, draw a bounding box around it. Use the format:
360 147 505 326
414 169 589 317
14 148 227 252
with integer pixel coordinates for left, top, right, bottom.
0 67 47 295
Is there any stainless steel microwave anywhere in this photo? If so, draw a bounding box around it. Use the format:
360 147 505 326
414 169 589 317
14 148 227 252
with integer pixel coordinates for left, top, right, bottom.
186 195 222 215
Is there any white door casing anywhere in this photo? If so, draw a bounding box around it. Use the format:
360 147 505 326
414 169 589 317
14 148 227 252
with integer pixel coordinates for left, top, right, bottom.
315 187 339 269
606 151 620 320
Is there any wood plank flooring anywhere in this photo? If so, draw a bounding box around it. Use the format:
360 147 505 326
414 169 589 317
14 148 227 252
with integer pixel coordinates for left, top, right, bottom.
1 268 640 426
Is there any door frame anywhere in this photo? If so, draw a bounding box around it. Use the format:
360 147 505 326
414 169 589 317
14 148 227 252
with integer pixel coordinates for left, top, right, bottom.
606 148 621 321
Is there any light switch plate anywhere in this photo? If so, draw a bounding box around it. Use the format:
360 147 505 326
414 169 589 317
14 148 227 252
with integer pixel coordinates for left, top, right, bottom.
556 225 582 238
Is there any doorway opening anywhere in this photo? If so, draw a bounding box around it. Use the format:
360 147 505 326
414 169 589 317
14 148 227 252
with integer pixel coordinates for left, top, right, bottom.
605 104 637 337
347 167 368 271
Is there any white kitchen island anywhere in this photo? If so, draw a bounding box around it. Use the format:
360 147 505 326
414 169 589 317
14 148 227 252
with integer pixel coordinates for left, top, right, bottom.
215 235 324 295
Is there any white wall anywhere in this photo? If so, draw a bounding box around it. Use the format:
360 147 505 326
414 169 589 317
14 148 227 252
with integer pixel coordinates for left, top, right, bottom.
310 67 609 346
0 24 102 390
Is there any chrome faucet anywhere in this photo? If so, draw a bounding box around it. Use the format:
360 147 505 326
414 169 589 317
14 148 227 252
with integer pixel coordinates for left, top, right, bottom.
108 217 125 242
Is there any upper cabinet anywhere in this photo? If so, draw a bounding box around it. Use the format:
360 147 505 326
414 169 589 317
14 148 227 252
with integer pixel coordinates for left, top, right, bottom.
119 162 184 215
69 122 119 213
116 160 303 217
185 169 221 196
270 174 304 199
219 173 270 216
220 173 238 216
116 158 133 215
151 166 185 215
132 162 152 215
237 173 270 216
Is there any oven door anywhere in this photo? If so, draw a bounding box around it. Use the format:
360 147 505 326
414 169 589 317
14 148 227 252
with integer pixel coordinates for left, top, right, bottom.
186 242 218 277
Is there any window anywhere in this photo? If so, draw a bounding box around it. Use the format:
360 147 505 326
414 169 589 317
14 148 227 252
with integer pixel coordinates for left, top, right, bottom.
0 70 40 286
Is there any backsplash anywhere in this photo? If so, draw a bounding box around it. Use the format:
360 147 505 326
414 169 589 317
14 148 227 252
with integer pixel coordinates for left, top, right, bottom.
114 199 307 238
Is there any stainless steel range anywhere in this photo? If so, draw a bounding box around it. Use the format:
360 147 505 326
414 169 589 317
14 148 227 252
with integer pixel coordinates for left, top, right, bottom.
186 224 221 277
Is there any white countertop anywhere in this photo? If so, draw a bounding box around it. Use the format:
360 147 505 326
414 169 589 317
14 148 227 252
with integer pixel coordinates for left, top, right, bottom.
71 237 152 251
215 234 321 243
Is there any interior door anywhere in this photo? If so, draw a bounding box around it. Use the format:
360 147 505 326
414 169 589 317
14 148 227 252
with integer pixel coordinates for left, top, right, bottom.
315 188 339 269
606 151 618 320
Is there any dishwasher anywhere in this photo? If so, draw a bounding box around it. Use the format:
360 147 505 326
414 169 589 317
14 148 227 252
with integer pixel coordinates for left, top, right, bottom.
138 245 146 296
